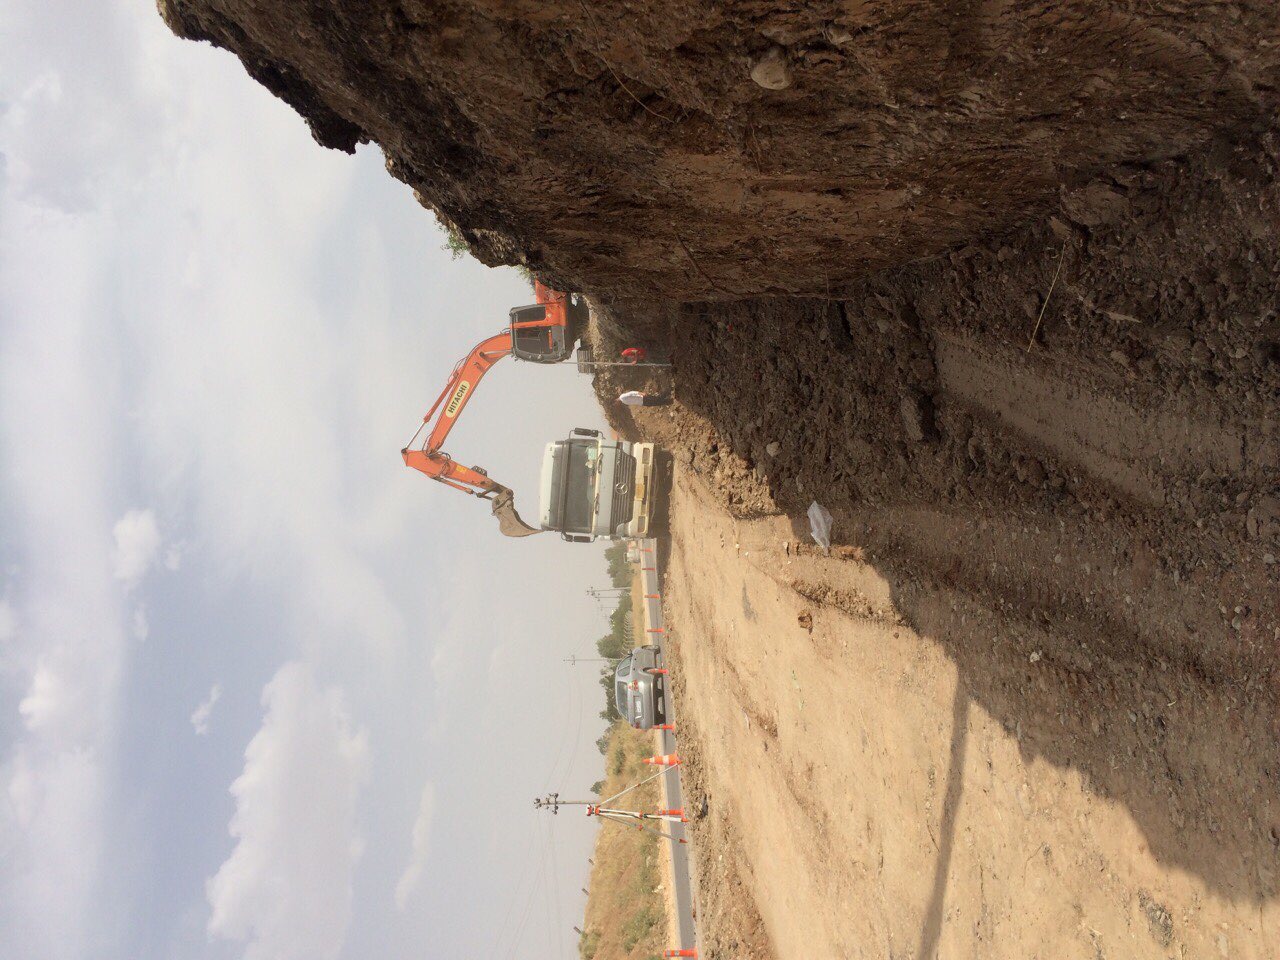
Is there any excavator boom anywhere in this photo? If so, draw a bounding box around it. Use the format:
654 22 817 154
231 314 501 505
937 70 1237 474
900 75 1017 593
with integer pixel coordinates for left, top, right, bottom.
403 282 581 537
399 447 541 537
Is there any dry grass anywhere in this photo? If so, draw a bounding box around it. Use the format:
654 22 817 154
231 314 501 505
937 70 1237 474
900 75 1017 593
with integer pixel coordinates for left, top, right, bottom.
579 721 669 960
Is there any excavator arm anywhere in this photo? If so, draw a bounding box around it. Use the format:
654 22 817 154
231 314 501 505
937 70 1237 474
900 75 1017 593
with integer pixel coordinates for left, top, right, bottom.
401 332 544 537
403 281 584 537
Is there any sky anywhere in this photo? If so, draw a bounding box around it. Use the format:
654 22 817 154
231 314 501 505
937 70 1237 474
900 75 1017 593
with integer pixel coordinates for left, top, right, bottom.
0 2 618 958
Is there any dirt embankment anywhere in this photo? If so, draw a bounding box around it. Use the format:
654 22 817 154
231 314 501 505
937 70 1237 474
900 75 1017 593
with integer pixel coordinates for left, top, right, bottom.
600 138 1280 958
160 0 1280 300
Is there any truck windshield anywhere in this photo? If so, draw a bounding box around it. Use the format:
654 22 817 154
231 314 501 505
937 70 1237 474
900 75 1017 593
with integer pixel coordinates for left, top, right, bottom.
555 439 600 534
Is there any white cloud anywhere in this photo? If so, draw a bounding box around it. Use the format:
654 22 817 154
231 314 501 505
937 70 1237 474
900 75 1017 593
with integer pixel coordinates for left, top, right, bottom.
0 254 125 957
131 605 149 642
1 745 103 959
394 781 435 910
111 509 161 589
162 543 183 572
6 752 39 828
189 683 221 736
17 664 73 734
0 218 126 957
207 662 368 960
0 598 14 642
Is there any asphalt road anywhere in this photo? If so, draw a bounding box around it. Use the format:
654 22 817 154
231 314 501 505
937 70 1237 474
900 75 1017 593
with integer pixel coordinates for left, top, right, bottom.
638 538 698 952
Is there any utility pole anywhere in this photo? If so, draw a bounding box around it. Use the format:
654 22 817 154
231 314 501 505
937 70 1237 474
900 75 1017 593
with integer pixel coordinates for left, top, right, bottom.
586 586 627 601
535 788 687 843
586 585 629 615
564 654 624 666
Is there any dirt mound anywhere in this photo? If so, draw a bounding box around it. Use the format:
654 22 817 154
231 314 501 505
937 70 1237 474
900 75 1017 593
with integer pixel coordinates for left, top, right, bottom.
155 4 1280 952
160 0 1280 300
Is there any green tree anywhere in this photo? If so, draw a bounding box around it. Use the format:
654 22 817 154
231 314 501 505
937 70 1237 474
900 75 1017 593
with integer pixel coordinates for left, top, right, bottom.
596 627 628 661
604 542 630 587
609 593 632 639
598 667 621 723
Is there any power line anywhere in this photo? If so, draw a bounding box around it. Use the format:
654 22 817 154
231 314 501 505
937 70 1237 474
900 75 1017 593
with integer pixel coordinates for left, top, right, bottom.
547 817 565 957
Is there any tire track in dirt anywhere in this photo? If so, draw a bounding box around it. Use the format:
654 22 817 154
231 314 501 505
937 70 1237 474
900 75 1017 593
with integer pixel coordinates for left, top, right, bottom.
667 523 864 958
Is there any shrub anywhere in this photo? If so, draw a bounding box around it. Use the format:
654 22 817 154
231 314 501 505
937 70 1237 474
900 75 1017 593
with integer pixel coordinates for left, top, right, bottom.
621 904 659 952
609 741 626 776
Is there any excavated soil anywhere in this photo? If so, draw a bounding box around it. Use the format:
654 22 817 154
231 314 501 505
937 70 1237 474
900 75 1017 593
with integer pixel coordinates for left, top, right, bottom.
599 139 1280 958
159 0 1280 300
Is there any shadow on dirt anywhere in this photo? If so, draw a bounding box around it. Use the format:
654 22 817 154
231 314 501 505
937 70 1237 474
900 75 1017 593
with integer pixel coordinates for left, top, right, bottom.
917 685 971 960
758 410 1280 909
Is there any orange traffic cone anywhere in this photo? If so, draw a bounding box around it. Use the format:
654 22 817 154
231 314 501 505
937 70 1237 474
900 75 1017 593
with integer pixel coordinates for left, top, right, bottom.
655 723 675 731
645 667 669 676
664 950 698 958
643 753 681 767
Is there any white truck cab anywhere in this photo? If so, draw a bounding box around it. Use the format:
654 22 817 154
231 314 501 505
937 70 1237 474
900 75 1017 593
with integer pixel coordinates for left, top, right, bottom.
537 428 657 542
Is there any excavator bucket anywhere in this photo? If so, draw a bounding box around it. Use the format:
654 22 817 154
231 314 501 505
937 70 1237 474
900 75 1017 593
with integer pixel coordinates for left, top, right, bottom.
491 489 543 538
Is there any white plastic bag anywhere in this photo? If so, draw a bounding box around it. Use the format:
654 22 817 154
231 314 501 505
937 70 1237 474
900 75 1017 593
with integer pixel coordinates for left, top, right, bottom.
807 501 833 552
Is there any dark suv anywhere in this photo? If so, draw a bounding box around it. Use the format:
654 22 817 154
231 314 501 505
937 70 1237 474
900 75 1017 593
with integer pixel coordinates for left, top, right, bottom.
613 645 666 730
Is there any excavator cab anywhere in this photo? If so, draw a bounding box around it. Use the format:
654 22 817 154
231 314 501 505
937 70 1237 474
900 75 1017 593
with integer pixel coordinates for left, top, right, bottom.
508 291 587 363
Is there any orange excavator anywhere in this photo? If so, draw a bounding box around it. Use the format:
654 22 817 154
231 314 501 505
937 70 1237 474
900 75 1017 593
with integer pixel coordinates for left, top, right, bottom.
401 281 588 537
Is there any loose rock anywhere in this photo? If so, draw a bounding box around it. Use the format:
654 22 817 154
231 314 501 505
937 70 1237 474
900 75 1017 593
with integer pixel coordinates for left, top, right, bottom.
750 47 793 90
899 392 935 442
